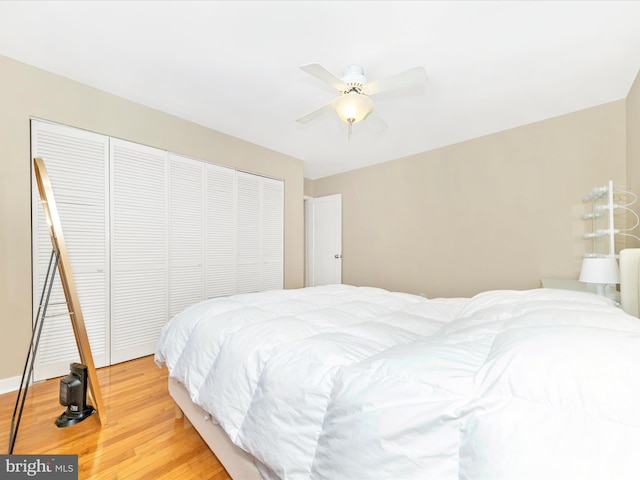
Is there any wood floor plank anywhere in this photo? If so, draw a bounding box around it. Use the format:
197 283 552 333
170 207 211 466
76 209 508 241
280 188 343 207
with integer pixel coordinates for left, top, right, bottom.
0 356 232 480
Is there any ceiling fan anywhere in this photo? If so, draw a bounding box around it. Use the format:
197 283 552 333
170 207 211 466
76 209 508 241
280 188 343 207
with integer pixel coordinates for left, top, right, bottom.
296 63 428 137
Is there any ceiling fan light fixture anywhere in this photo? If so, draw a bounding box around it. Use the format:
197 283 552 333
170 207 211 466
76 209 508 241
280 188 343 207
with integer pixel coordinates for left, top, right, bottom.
334 91 373 125
298 62 426 136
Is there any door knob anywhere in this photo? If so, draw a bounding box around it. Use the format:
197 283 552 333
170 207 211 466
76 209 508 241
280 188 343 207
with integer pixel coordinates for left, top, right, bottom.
334 254 342 259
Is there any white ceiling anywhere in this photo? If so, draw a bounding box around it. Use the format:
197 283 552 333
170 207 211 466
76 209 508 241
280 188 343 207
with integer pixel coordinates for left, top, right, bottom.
1 1 639 179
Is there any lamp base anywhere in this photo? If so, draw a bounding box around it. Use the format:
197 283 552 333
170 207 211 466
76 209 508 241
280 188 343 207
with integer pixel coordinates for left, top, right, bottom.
594 283 607 296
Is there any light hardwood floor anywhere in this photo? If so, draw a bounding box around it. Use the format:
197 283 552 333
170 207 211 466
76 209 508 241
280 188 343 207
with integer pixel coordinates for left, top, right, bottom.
0 355 232 480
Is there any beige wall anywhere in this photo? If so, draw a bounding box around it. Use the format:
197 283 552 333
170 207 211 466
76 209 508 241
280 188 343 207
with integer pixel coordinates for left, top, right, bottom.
0 55 305 380
304 178 315 198
627 71 640 217
308 101 627 298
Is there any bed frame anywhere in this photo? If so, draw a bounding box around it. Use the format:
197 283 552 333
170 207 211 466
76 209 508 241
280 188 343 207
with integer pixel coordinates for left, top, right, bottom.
169 248 640 480
168 377 262 480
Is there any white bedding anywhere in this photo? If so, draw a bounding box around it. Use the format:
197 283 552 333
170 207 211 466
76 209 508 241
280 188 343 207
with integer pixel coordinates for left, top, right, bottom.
155 284 640 479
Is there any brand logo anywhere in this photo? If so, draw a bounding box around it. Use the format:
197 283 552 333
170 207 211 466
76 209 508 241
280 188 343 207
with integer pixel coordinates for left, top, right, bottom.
0 455 77 479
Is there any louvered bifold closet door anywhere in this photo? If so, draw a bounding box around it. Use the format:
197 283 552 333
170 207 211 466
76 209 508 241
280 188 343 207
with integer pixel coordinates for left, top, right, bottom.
110 139 168 364
261 177 284 291
31 120 110 381
206 164 237 298
236 171 261 293
168 154 205 316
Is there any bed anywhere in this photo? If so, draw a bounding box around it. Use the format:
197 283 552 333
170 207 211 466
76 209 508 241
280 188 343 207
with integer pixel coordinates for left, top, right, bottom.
155 249 640 480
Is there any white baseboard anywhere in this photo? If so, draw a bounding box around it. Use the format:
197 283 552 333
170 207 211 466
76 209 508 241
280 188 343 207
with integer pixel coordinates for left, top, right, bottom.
0 376 21 395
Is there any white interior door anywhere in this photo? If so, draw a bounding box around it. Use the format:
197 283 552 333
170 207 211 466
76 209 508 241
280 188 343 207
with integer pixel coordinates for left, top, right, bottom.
31 119 110 381
168 153 205 317
261 176 284 291
110 139 168 364
236 172 262 293
205 163 237 298
305 194 342 286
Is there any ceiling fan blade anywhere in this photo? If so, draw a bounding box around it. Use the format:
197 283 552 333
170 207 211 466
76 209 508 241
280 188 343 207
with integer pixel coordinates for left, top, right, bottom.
366 66 427 95
296 101 334 124
300 63 347 91
364 110 387 134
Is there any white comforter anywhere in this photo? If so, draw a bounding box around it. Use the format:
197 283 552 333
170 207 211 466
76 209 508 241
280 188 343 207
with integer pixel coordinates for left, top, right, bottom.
155 285 640 480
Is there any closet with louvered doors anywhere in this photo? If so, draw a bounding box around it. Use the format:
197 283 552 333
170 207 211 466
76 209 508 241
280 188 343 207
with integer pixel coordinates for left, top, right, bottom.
31 119 284 380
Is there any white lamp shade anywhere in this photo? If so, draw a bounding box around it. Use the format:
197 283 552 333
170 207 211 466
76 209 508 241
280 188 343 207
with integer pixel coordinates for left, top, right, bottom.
334 92 373 124
579 257 620 285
